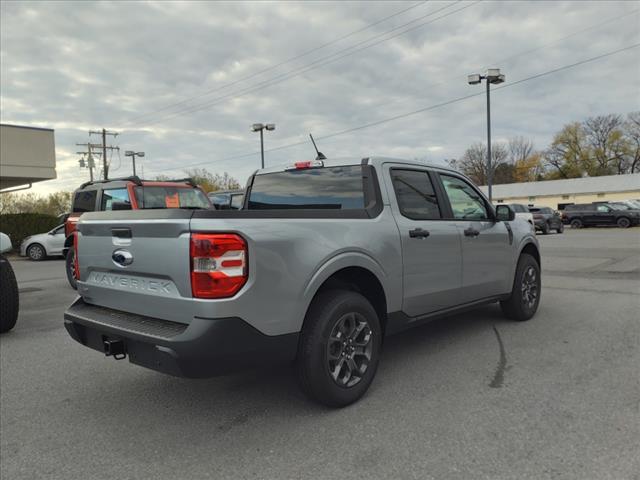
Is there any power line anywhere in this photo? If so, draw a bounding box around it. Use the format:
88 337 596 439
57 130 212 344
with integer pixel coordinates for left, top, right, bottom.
152 42 640 175
130 1 477 128
124 1 429 124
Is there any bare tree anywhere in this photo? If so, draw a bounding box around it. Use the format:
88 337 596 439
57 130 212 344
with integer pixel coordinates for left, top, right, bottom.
583 114 627 175
449 142 509 185
623 111 640 173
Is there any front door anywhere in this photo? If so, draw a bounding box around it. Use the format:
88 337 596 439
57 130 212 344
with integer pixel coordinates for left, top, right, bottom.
437 173 512 302
385 166 462 317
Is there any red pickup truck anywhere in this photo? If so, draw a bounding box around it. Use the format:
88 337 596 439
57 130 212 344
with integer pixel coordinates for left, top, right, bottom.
64 176 211 288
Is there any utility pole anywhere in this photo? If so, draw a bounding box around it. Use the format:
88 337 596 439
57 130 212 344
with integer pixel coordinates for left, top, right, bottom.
76 142 103 181
89 129 119 180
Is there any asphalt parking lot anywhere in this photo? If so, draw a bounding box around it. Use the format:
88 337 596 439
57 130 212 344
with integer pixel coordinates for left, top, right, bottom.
1 228 639 480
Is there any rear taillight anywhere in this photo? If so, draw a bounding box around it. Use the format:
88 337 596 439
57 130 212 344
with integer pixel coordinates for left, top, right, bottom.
73 231 79 279
190 233 247 299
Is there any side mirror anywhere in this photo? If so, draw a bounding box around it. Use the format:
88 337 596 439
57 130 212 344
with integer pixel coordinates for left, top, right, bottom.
496 205 515 222
112 201 132 211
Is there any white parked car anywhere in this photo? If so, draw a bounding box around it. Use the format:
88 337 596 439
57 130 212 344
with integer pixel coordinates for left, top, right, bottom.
20 224 65 260
503 203 534 227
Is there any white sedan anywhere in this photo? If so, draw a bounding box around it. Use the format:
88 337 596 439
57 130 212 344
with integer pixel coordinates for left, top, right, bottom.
20 224 65 260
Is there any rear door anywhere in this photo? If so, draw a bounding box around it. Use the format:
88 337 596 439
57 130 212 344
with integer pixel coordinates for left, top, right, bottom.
385 165 462 316
436 173 512 302
75 210 195 324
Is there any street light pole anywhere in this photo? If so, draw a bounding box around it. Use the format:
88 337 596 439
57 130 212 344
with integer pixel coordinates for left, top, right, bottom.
252 123 276 169
125 151 145 177
486 79 492 202
468 69 505 203
260 128 265 169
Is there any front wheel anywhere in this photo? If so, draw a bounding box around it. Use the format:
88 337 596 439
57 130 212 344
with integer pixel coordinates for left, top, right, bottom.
557 223 564 234
500 253 541 322
541 222 549 235
296 290 382 407
65 248 78 290
27 243 46 261
617 217 631 229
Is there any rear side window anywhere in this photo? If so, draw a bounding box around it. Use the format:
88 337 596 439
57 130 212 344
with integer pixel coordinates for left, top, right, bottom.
391 169 441 220
101 188 131 210
72 190 97 213
248 165 365 210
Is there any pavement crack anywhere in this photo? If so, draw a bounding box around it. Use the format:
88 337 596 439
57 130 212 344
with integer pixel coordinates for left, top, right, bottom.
489 325 508 389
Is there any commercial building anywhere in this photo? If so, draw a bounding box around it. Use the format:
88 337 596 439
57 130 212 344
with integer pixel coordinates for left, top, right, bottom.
480 173 640 209
0 124 57 191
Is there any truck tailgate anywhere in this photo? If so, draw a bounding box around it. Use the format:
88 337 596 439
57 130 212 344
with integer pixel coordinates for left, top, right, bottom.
76 210 195 324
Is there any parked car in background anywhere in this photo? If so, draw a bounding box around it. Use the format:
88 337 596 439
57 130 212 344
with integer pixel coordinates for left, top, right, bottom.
1 232 19 333
65 157 541 407
502 203 534 227
20 224 65 260
528 206 564 234
563 202 640 229
208 189 245 210
63 176 211 289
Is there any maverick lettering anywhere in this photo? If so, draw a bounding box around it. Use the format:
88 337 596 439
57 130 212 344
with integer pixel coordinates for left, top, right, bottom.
90 273 172 294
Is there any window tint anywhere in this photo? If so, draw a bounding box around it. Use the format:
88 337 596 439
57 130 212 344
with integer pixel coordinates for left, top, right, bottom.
72 190 97 213
101 188 131 210
509 204 526 213
248 165 365 210
440 175 489 220
596 205 610 212
134 186 210 209
391 169 440 220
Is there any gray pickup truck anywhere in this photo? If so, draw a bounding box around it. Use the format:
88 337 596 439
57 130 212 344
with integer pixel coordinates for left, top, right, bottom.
64 157 540 406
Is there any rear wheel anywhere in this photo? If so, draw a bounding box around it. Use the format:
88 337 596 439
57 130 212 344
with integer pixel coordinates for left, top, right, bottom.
541 222 550 235
65 248 78 290
500 253 540 322
0 255 19 333
27 243 46 261
570 218 583 229
296 290 382 407
617 217 631 228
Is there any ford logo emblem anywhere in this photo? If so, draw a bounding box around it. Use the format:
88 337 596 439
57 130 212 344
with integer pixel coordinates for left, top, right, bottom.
112 249 134 267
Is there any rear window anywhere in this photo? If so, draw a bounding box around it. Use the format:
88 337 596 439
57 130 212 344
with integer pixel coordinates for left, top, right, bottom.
72 190 97 213
134 186 210 209
248 165 365 210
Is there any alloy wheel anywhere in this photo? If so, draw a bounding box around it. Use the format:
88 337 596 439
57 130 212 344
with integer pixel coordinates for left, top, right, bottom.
326 312 373 388
28 245 44 260
521 266 538 310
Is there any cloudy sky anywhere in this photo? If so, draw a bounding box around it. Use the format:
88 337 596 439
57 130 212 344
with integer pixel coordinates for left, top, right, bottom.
1 0 639 194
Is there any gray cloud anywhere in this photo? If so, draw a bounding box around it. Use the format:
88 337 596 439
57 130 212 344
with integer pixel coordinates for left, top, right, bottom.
1 0 638 194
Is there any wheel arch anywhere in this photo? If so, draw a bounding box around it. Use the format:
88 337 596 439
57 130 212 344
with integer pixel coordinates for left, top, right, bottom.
519 241 540 267
301 255 391 336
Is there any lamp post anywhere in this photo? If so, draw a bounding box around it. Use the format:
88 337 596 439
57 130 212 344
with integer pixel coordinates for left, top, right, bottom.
252 123 276 169
124 151 145 176
468 68 505 202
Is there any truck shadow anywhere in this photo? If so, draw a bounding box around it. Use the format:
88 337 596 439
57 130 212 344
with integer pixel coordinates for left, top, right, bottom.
70 303 511 439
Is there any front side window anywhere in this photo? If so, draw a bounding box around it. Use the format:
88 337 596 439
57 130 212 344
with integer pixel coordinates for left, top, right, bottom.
248 165 365 210
101 188 131 210
440 175 489 220
72 190 97 213
391 169 441 220
596 205 611 212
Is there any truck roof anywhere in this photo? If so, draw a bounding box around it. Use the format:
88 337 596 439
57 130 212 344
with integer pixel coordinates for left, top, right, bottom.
255 157 458 175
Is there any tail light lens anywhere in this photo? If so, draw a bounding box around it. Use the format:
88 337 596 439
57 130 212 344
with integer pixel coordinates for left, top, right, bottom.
190 233 247 299
73 231 79 279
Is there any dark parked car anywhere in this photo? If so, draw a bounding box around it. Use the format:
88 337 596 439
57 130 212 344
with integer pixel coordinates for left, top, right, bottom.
208 189 245 210
563 203 640 229
528 206 564 234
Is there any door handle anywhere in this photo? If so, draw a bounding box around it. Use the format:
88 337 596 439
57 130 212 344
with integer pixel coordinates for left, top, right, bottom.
464 227 480 237
409 228 430 238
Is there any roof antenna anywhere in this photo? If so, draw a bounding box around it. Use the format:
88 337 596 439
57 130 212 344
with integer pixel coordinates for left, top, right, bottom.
309 134 327 160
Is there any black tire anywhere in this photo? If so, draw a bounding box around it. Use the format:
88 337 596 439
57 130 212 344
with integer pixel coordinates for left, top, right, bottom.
0 255 19 333
296 290 382 407
617 217 631 229
541 222 550 235
65 248 78 290
570 218 583 229
27 243 46 261
500 253 541 322
557 222 564 234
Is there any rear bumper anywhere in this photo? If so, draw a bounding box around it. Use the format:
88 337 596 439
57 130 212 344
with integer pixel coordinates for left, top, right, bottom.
64 298 299 378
